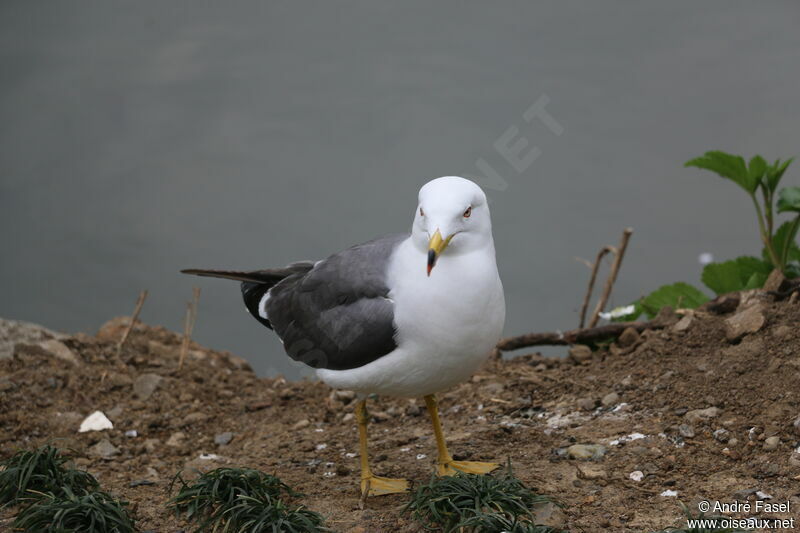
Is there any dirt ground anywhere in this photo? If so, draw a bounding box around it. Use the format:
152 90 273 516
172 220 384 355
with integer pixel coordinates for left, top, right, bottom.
1 291 799 532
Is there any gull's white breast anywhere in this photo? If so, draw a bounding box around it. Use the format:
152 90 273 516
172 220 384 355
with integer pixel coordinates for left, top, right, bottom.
317 236 505 397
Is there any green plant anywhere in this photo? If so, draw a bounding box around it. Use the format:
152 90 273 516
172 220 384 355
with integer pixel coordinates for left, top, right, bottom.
608 151 798 323
403 463 552 532
0 445 99 507
685 151 799 275
168 467 326 532
12 486 136 533
215 492 327 533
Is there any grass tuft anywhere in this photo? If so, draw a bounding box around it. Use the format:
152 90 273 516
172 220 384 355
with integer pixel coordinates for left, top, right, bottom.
12 486 136 533
216 491 327 532
403 462 555 532
0 444 99 507
168 467 327 532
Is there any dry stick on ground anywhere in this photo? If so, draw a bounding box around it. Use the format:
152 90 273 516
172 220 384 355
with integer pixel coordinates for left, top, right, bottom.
587 227 634 328
116 290 148 358
578 246 614 329
496 311 672 352
178 287 201 370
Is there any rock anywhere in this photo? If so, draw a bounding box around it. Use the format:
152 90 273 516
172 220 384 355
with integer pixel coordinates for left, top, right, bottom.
181 412 208 426
789 452 800 468
292 419 310 431
774 325 793 340
214 432 234 446
763 436 780 451
722 337 765 359
568 344 592 363
732 487 759 500
37 340 81 365
245 400 271 412
762 268 787 292
143 438 160 453
617 327 640 348
577 464 607 479
704 294 740 314
79 411 113 433
405 403 421 417
97 316 140 341
333 389 356 402
577 398 597 411
713 428 730 443
0 318 64 359
106 373 133 390
566 444 607 461
107 405 124 419
685 407 721 424
601 392 620 407
678 424 696 438
166 432 186 447
531 501 567 529
673 315 694 332
90 439 119 458
221 352 251 371
793 415 800 436
724 304 766 341
629 470 644 482
133 373 163 400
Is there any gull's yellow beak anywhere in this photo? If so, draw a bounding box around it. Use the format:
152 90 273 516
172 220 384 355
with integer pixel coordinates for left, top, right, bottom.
427 229 453 276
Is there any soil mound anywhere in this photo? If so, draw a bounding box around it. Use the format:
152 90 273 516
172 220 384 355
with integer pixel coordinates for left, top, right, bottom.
1 295 799 531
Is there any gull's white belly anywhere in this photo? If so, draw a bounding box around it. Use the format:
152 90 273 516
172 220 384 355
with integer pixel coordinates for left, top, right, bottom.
317 238 505 397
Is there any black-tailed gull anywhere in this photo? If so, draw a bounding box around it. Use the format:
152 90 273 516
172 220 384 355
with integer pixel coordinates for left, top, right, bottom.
183 176 505 496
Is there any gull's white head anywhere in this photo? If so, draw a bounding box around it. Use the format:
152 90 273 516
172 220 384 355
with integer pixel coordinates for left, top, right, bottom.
412 176 493 275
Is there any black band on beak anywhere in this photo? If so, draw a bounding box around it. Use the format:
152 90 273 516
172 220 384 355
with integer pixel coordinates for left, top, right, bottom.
427 249 437 276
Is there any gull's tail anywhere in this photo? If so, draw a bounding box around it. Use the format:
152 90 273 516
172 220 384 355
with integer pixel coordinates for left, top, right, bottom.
181 268 289 284
181 264 314 329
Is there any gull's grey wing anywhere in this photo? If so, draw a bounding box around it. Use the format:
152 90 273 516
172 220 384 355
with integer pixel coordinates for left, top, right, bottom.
265 234 408 371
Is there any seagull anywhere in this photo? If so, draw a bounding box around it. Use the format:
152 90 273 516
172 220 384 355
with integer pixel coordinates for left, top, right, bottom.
182 176 505 497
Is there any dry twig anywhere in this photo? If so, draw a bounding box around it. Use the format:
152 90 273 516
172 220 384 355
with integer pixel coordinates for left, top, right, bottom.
179 287 201 370
116 290 148 358
578 246 614 328
497 307 675 352
587 228 633 328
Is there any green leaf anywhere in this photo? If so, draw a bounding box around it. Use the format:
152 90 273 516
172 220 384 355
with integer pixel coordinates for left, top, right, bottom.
777 186 800 213
765 220 800 266
743 271 769 290
701 256 773 295
684 151 757 193
640 283 709 318
748 155 767 187
767 157 794 192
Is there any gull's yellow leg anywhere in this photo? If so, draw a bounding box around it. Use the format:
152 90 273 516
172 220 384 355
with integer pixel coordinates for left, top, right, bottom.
356 399 409 496
424 394 499 476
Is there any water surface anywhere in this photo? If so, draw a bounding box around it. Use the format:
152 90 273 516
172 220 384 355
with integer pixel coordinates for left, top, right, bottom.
2 2 798 377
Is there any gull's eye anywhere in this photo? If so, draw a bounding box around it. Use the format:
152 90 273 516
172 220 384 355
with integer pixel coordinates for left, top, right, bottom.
419 207 425 217
463 206 472 218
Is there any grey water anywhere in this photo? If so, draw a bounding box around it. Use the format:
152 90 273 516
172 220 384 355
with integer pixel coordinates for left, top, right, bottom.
2 2 798 378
